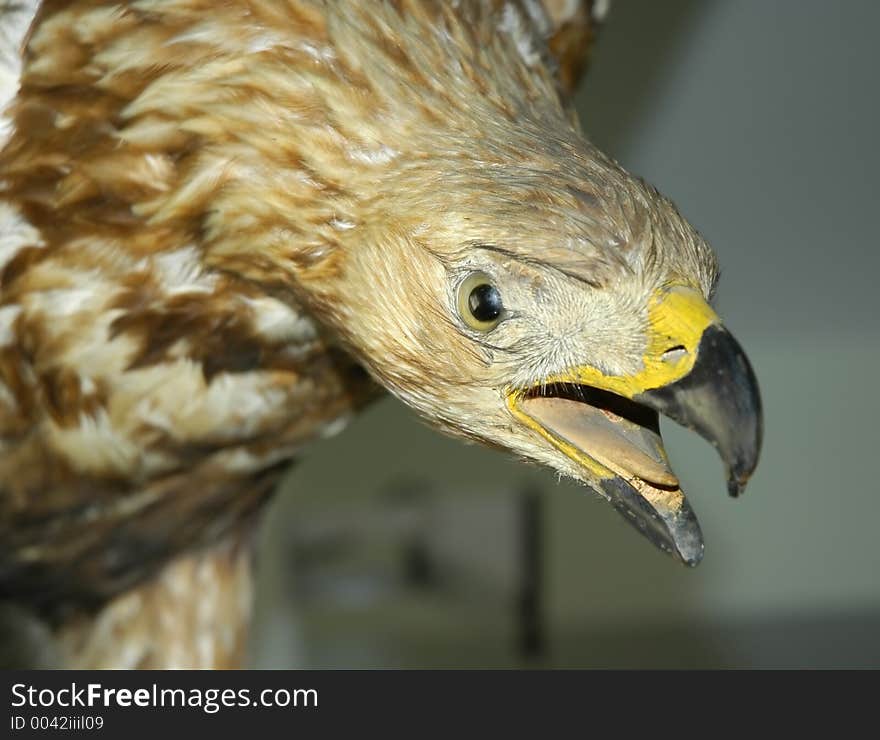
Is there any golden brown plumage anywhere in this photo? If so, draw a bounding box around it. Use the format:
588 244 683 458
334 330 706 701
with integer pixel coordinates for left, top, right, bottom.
0 0 760 668
0 0 605 669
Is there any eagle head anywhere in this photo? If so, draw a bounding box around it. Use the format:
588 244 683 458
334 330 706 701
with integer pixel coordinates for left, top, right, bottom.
294 95 762 566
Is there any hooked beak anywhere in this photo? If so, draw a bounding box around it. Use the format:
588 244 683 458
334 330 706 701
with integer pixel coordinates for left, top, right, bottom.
508 286 763 566
635 324 763 499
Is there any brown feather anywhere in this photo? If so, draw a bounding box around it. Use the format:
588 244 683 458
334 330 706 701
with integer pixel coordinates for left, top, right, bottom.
0 1 718 668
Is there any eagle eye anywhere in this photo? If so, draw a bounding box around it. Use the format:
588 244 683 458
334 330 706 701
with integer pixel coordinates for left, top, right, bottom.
457 272 504 331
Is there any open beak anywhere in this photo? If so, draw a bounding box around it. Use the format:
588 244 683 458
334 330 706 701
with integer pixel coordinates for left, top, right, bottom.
507 286 763 566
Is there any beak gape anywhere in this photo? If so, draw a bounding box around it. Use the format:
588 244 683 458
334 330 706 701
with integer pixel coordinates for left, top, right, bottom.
511 290 763 565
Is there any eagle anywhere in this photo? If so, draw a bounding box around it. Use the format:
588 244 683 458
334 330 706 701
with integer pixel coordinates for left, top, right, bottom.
0 0 762 668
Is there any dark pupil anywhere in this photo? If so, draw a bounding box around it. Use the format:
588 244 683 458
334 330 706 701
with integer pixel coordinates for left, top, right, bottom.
468 283 503 323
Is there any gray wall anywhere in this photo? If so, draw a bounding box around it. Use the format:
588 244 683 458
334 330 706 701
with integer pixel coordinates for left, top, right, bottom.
252 0 880 668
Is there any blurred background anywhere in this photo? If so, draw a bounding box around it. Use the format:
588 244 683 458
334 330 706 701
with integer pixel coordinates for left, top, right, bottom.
249 0 880 668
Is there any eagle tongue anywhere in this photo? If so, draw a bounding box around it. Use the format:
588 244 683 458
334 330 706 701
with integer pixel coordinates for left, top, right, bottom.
519 395 679 487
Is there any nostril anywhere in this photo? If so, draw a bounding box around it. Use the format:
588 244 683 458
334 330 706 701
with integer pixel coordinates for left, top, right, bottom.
662 345 688 362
